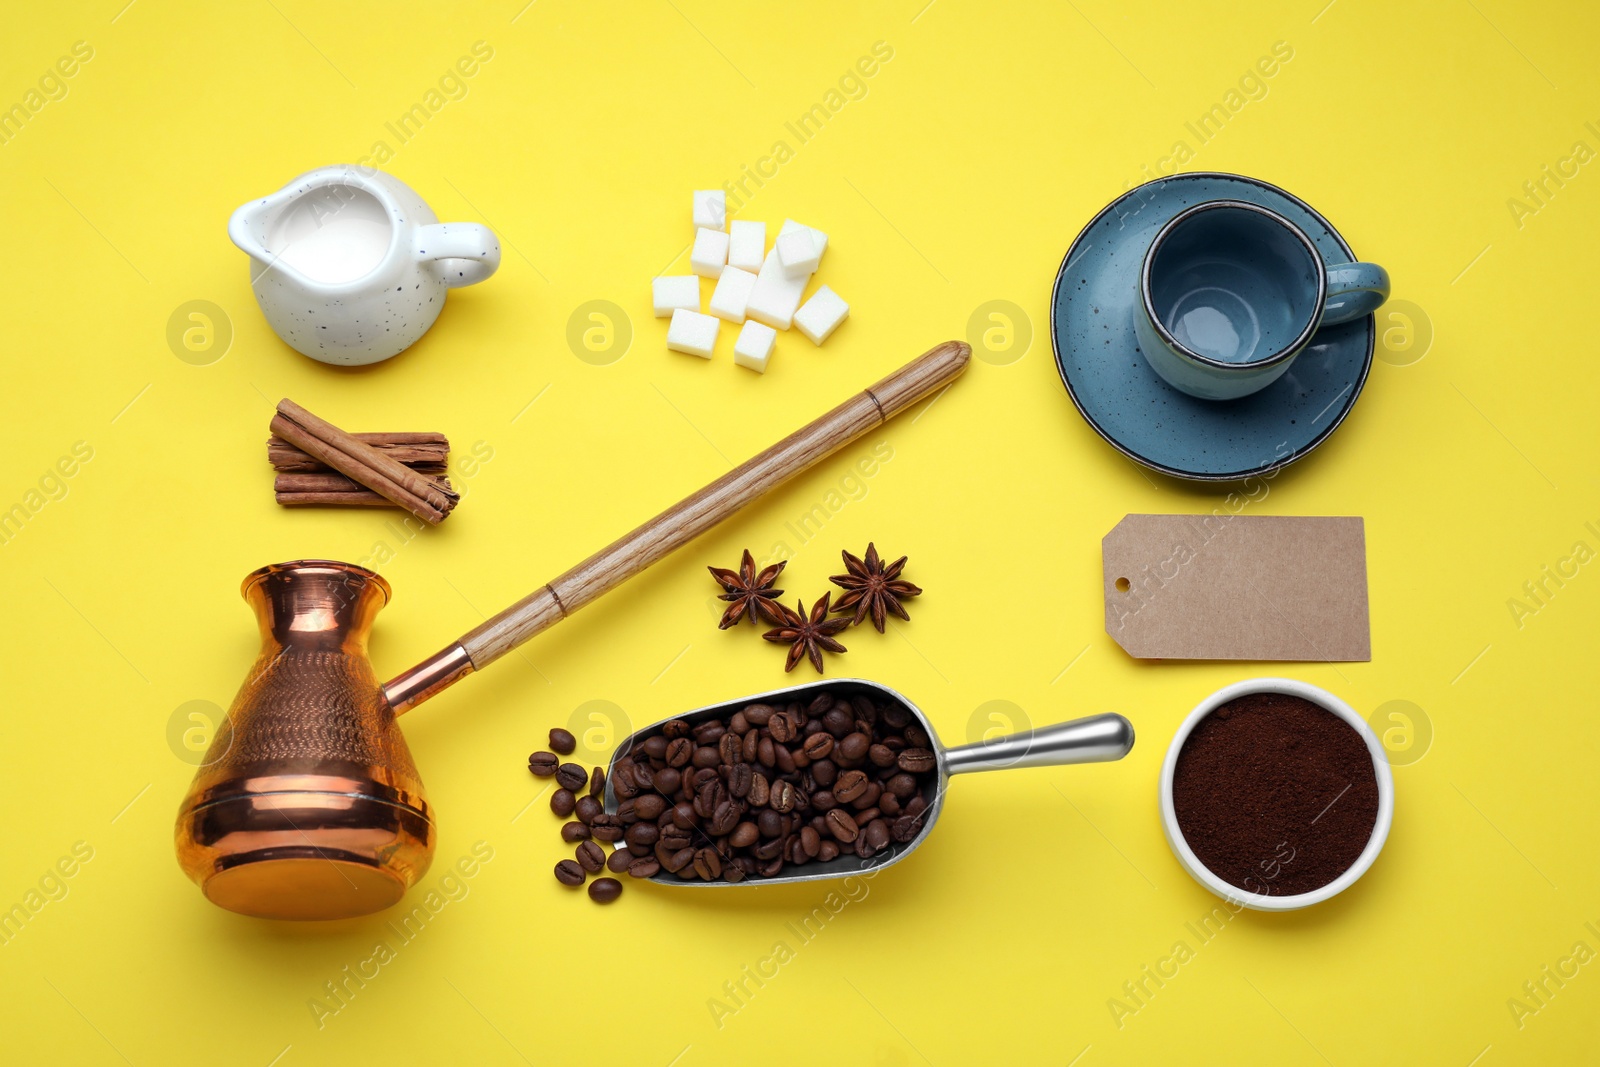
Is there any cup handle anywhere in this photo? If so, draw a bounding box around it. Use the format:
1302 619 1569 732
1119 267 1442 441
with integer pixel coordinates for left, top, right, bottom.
1322 262 1390 325
415 223 501 288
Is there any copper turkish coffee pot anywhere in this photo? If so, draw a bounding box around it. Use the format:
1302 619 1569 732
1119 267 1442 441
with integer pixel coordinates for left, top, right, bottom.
175 342 970 920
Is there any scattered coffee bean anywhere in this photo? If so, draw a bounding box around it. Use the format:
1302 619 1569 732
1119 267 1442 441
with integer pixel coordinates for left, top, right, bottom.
589 766 606 798
575 841 606 874
528 751 559 776
589 814 625 842
588 877 623 903
549 728 577 755
556 763 588 790
550 788 576 817
560 821 590 842
574 795 602 824
607 847 634 873
554 859 586 886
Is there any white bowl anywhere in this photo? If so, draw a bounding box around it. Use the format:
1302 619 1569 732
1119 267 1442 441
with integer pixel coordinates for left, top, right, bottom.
1157 678 1394 911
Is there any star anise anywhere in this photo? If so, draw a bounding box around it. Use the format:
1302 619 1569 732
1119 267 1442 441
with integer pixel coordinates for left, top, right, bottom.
708 550 786 629
829 543 921 632
763 594 850 673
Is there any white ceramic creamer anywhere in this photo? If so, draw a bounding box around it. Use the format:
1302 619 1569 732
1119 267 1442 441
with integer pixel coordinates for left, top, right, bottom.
228 166 500 366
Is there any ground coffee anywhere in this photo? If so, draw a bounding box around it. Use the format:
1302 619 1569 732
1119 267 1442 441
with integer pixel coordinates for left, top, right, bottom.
1172 692 1378 897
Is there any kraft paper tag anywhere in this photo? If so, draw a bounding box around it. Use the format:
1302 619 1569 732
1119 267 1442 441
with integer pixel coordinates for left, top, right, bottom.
1102 514 1370 661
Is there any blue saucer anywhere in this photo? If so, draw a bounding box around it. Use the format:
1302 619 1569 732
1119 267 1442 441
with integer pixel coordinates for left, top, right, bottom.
1050 173 1374 482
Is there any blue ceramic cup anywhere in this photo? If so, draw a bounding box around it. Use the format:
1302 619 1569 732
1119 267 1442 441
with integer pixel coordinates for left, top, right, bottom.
1134 199 1389 401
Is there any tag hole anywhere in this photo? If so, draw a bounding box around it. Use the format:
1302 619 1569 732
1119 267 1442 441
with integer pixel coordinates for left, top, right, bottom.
1114 577 1131 592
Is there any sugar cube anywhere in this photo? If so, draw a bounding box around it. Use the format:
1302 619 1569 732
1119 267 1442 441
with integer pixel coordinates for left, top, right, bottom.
775 229 821 278
728 220 766 272
779 218 828 260
666 308 719 358
693 190 726 231
690 227 729 278
733 320 777 373
652 275 700 318
708 265 759 323
745 250 810 330
793 286 849 345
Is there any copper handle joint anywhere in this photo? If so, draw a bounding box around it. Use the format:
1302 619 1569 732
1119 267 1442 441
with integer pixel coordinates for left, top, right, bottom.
383 643 475 714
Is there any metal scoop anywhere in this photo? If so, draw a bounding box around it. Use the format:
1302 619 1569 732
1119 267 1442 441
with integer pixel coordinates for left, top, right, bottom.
175 343 970 920
606 678 1134 887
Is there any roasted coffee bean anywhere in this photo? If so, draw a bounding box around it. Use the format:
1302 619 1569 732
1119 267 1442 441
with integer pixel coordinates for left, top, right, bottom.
851 782 882 811
825 808 859 843
853 807 881 826
883 704 910 729
575 841 605 873
768 712 797 743
748 771 770 807
802 733 835 760
528 751 559 776
757 809 784 838
807 692 834 717
905 723 931 747
625 823 659 852
897 748 936 774
785 836 809 865
607 847 634 873
550 788 576 817
549 728 577 755
660 825 692 851
869 743 898 768
742 730 760 762
561 821 591 842
588 877 623 903
834 769 868 803
659 845 695 873
817 840 841 862
773 744 797 775
632 763 656 789
891 815 922 842
810 759 838 788
662 719 691 739
554 859 586 886
574 795 602 824
800 826 821 858
627 855 661 878
556 763 588 790
729 821 759 848
879 792 902 817
665 738 692 767
631 794 666 821
616 798 640 824
729 710 750 734
838 732 870 762
727 762 753 798
719 733 743 765
744 703 776 726
612 769 639 800
588 766 606 798
654 767 682 795
753 836 784 861
692 746 721 769
590 814 625 842
709 799 741 835
756 737 776 768
887 772 919 798
822 707 853 738
692 720 725 744
641 735 668 760
693 848 723 881
811 789 837 812
769 779 797 813
671 802 698 830
864 818 891 853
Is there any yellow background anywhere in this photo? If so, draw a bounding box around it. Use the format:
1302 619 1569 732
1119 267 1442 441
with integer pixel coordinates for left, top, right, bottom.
2 1 1597 1063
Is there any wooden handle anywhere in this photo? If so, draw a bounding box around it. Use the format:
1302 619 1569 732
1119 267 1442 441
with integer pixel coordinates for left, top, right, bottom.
458 340 971 668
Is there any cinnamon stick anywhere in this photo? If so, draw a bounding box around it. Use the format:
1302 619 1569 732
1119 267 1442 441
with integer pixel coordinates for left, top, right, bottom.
277 491 418 507
268 433 449 473
271 400 459 525
275 471 453 495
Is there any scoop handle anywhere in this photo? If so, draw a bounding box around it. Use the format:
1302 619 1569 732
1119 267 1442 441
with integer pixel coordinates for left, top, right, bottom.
944 713 1135 775
384 340 971 712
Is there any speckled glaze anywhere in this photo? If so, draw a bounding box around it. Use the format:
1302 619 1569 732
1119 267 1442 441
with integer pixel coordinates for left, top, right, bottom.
1050 173 1376 482
228 165 500 366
